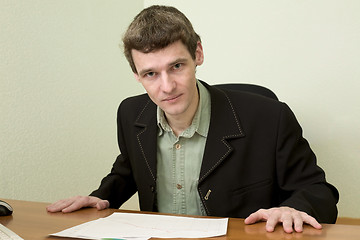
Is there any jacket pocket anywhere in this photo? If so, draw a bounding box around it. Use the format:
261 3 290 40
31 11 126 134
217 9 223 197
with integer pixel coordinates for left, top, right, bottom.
232 178 272 195
228 178 274 218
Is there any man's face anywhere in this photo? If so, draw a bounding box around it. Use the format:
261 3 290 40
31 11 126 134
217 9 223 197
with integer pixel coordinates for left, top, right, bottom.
132 40 204 121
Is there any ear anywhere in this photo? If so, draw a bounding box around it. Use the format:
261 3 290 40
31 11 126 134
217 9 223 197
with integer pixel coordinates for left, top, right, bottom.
195 41 204 66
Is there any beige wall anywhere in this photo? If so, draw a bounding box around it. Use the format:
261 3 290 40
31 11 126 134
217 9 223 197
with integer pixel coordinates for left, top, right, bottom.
1 0 359 218
145 0 360 217
0 0 143 209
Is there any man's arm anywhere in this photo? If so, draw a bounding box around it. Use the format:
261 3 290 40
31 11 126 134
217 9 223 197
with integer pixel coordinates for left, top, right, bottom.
245 103 338 233
46 153 136 213
275 103 338 223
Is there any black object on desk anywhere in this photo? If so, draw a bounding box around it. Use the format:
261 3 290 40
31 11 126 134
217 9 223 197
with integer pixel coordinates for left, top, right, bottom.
0 200 13 216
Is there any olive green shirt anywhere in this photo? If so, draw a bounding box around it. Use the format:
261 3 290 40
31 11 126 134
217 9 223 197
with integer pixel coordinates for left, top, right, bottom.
156 80 211 215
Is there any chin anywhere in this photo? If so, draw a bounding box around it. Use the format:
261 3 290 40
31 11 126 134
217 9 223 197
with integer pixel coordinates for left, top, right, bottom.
162 107 186 117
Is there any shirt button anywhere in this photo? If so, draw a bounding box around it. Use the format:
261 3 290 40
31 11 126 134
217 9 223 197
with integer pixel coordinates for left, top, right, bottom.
175 144 181 150
176 184 182 189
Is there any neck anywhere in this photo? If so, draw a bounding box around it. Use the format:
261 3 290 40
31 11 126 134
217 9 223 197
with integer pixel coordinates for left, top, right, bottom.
166 116 192 137
166 90 199 137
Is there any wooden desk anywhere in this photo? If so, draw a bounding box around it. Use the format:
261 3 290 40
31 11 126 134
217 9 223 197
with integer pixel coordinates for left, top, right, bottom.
1 199 360 240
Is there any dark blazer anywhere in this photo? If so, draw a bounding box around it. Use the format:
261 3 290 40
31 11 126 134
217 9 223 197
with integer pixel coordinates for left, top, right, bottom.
91 81 339 223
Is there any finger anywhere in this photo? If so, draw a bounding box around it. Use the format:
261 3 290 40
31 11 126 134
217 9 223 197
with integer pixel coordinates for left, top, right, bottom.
46 203 60 212
265 210 281 232
62 196 90 213
62 202 82 213
292 211 304 233
301 212 322 230
46 205 59 212
47 199 74 212
281 214 294 234
96 200 110 210
244 209 267 225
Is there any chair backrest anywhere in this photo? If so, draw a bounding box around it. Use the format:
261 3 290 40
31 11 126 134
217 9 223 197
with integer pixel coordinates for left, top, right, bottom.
214 83 278 101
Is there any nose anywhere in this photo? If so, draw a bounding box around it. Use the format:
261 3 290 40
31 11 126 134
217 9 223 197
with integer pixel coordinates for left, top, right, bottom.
160 73 176 93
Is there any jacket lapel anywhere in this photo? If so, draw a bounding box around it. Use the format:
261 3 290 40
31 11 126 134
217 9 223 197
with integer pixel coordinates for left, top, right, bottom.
134 99 158 182
132 83 246 184
199 84 246 183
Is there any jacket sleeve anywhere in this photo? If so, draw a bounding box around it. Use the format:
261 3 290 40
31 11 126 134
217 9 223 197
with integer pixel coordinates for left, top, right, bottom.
276 103 339 223
90 154 137 209
90 102 137 208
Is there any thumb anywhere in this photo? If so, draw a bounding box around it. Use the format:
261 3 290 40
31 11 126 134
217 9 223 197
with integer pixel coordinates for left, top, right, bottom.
244 210 266 225
96 200 110 210
244 214 257 225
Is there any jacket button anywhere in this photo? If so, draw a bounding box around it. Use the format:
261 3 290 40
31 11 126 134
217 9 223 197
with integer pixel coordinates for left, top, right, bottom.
150 185 155 192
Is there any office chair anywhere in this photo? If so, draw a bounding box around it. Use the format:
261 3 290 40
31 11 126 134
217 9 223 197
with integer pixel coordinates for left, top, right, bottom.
214 83 278 101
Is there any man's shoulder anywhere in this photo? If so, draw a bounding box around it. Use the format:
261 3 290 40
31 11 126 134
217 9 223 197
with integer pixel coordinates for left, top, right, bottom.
210 84 282 108
227 89 280 106
209 85 289 123
121 93 150 105
117 93 156 117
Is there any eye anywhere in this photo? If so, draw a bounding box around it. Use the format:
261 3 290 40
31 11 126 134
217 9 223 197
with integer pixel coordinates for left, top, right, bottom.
145 72 156 78
173 63 182 70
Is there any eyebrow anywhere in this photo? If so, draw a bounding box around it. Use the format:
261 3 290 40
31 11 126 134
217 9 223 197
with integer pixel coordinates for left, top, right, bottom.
138 58 188 76
169 58 188 66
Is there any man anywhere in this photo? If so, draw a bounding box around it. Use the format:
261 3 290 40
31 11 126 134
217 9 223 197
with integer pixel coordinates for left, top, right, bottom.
47 5 339 233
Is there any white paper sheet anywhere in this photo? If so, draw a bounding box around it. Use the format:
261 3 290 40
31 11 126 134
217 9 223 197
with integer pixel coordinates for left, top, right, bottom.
50 212 228 239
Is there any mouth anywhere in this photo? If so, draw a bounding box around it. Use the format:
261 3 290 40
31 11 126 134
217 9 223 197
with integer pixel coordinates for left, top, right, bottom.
163 94 182 102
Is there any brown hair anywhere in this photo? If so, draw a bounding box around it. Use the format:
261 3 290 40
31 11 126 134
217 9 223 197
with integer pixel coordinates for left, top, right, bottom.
122 5 201 73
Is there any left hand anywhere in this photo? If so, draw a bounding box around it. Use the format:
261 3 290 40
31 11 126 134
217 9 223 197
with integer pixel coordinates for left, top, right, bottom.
244 207 322 233
46 196 109 213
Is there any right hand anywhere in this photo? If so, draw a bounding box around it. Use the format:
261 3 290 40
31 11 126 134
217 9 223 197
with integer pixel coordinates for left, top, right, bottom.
46 196 109 213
